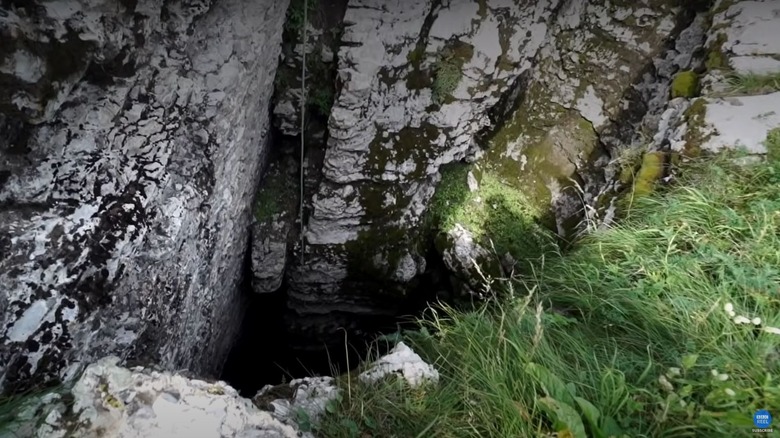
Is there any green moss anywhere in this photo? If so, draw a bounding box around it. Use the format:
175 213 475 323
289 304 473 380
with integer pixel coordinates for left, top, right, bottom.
343 225 421 290
682 98 709 157
615 147 645 185
406 46 425 65
432 59 462 104
671 71 700 98
365 123 438 182
765 127 780 162
429 164 555 263
632 152 666 197
705 33 728 71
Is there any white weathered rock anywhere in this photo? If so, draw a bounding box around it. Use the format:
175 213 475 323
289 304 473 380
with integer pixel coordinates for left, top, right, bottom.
359 342 439 387
257 376 340 431
251 222 288 294
706 0 780 83
0 0 289 394
700 93 780 154
659 1 780 158
440 224 500 293
8 357 299 438
288 0 564 334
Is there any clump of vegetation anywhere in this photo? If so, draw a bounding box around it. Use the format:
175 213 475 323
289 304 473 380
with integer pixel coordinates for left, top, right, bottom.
254 168 296 222
309 80 335 117
430 43 473 104
726 72 780 95
432 57 463 104
682 98 709 157
318 150 780 437
632 151 666 197
428 164 555 265
671 70 700 98
705 33 728 71
283 0 318 40
766 127 780 162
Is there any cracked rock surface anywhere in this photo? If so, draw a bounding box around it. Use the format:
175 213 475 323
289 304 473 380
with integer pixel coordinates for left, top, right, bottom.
0 0 288 394
10 357 300 438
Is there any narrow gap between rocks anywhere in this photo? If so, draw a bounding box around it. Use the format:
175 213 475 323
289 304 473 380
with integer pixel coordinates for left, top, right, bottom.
221 245 450 397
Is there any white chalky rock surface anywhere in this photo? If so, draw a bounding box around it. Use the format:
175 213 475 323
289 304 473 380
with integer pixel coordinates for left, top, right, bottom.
715 0 780 74
705 0 780 77
440 224 500 293
359 342 439 387
257 376 340 434
661 0 780 157
279 0 697 341
286 0 564 334
22 357 300 438
701 93 780 154
0 0 288 394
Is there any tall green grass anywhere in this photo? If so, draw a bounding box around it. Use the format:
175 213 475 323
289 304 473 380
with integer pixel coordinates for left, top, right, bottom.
318 150 780 437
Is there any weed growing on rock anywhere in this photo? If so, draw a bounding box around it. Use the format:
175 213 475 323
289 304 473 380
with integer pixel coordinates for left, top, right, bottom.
284 0 318 40
254 168 296 222
429 164 555 265
766 127 780 162
319 152 780 437
432 58 462 104
726 72 780 95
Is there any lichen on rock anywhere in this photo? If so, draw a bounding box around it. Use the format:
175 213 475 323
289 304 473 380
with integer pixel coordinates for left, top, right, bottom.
0 0 289 395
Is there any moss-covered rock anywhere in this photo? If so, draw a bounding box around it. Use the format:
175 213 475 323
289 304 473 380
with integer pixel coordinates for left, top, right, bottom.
682 99 710 157
428 164 556 267
671 71 700 98
705 33 728 71
632 152 666 197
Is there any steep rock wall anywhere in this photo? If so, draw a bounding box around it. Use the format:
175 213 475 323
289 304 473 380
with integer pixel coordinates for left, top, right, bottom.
267 0 697 339
279 0 565 341
0 0 288 394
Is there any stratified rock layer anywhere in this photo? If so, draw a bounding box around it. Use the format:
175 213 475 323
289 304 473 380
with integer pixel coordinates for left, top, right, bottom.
274 0 696 342
0 0 288 394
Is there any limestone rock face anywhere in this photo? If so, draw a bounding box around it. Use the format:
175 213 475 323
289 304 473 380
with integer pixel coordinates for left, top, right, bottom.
284 0 566 340
9 357 299 438
657 0 780 158
0 0 289 394
279 0 696 338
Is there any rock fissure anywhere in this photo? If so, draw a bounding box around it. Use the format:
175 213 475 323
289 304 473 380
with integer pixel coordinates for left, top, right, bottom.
4 3 777 429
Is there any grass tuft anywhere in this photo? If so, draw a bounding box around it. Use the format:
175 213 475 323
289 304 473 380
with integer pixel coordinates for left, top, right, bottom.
726 72 780 96
319 151 780 437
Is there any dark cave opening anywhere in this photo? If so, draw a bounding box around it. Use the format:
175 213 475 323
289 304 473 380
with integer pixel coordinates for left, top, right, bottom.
220 248 450 398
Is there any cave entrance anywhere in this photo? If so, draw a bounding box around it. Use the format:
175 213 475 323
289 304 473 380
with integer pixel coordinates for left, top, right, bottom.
220 247 449 397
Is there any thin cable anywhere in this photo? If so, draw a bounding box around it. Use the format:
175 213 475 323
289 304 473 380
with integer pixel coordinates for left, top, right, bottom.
299 0 308 264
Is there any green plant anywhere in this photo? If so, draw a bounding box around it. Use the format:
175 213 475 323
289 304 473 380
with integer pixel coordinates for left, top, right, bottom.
726 72 780 95
432 57 463 104
284 0 318 39
254 168 296 222
766 127 780 162
320 152 780 437
309 81 334 117
671 70 700 98
428 165 556 263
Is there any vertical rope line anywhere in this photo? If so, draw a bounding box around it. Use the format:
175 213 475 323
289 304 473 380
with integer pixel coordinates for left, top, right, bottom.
299 0 308 264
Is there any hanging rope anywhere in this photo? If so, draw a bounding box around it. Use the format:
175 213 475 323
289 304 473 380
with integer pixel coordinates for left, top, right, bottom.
299 0 308 264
